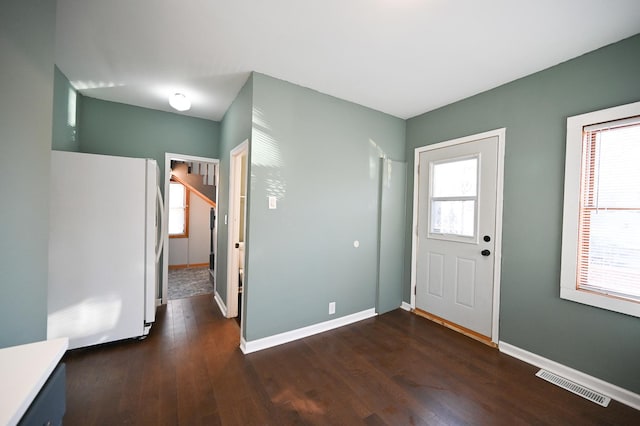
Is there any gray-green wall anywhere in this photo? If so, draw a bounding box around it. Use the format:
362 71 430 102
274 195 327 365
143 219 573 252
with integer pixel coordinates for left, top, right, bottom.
0 0 56 348
78 96 220 187
244 73 405 341
406 33 640 393
52 66 79 151
216 75 254 307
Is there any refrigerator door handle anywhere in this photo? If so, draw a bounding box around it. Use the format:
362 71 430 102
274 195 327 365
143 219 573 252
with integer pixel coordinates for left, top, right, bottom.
156 186 166 262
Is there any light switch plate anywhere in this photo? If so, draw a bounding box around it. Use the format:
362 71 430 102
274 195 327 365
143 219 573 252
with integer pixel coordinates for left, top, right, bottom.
268 196 277 209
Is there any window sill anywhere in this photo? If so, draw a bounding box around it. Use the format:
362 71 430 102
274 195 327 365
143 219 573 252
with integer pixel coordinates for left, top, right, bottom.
560 287 640 318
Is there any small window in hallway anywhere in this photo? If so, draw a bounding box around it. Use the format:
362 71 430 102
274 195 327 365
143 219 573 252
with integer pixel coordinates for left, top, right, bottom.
169 181 189 238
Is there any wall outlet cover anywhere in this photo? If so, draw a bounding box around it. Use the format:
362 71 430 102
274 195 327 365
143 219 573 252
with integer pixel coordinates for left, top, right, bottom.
329 302 336 314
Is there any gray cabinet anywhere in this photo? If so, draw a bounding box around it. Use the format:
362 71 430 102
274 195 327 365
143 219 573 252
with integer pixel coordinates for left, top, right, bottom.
18 363 65 426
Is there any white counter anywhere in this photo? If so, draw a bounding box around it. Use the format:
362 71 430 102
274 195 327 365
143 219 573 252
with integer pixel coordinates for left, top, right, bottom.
0 337 68 426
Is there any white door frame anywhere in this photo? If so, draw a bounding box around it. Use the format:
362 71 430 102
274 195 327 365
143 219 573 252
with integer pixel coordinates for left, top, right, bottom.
410 128 505 344
226 140 249 319
162 152 219 304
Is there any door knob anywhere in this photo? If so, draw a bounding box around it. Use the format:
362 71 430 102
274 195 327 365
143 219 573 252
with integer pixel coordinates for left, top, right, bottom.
235 243 240 249
481 249 491 256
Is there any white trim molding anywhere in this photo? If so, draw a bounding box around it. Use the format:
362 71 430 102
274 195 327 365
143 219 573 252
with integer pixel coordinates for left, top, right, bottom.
214 291 227 317
401 302 412 311
499 341 640 411
240 337 249 353
240 308 377 354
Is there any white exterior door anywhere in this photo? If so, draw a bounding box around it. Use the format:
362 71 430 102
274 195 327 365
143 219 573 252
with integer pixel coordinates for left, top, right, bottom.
415 134 500 339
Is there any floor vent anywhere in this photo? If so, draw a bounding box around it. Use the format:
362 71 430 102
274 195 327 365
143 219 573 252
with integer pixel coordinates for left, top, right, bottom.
536 369 610 407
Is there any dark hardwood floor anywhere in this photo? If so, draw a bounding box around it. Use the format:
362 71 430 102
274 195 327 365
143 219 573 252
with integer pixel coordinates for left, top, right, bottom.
63 294 639 425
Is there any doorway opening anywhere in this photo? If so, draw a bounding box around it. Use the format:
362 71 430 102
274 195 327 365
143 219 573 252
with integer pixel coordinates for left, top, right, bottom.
227 140 248 327
410 129 505 346
162 153 219 303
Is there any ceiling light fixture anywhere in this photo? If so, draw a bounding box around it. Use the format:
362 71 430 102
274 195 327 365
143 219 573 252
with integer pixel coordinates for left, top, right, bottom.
169 93 191 111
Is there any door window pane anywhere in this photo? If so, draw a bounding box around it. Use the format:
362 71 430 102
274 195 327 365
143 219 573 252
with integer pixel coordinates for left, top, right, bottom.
429 156 478 238
433 158 477 197
431 200 475 237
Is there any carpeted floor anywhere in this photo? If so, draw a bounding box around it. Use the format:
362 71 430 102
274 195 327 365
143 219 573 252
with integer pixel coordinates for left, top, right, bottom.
167 267 213 300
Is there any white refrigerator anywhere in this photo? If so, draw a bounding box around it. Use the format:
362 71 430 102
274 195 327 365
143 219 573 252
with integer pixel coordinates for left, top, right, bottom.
47 151 164 350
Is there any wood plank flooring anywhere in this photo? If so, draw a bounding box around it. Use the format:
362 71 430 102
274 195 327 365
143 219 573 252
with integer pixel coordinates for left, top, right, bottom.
63 294 640 425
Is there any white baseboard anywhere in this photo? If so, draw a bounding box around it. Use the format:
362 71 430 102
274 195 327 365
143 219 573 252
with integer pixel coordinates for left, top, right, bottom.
499 341 640 411
241 308 377 354
214 291 227 317
400 301 412 311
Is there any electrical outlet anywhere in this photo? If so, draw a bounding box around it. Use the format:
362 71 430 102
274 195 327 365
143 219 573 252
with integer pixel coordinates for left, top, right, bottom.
329 302 336 315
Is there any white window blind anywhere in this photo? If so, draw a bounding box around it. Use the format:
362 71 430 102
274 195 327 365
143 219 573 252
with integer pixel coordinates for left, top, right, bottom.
577 116 640 301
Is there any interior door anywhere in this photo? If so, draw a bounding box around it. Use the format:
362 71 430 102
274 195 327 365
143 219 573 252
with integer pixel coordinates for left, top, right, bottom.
236 153 247 320
227 141 248 319
415 136 498 339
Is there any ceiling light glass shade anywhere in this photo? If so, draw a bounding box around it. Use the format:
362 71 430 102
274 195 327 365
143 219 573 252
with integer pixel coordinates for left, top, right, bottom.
169 93 191 111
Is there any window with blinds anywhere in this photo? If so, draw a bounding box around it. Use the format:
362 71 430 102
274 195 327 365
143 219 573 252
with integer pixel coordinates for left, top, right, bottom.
578 118 640 300
561 101 640 318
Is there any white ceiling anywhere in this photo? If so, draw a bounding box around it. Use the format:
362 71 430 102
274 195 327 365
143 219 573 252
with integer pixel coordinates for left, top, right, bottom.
55 0 640 121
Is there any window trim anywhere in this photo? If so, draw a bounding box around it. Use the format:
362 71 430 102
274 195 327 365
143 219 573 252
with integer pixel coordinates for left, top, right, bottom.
427 154 480 244
168 181 190 239
560 100 640 318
